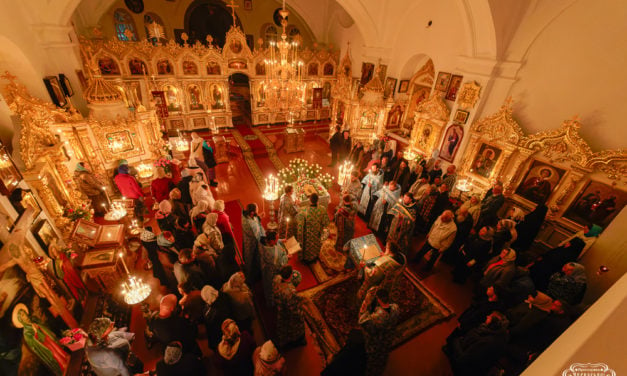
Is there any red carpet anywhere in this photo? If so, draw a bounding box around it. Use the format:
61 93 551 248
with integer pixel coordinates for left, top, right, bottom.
224 199 244 265
235 123 268 157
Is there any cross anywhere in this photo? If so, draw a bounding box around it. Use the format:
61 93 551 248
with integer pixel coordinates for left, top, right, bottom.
226 0 239 26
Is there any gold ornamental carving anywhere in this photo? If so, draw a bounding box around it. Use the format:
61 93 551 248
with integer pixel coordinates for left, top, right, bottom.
415 93 450 122
457 80 481 109
470 98 525 145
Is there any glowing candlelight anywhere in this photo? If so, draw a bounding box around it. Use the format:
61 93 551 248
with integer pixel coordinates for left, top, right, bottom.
118 252 129 274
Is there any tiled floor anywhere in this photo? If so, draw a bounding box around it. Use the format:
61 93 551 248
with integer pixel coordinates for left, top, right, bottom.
128 131 471 375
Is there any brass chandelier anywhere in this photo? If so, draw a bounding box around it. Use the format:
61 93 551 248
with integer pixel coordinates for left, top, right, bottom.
262 3 305 114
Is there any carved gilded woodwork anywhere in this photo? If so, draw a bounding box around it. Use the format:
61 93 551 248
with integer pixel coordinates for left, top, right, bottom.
457 80 481 109
408 93 450 156
470 99 525 145
80 25 338 128
461 98 627 247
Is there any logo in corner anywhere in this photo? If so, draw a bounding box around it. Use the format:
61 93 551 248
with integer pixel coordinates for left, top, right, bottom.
562 363 616 376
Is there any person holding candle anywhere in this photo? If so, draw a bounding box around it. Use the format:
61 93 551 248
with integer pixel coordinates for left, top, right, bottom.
358 163 384 220
114 164 145 218
335 194 358 253
278 185 298 240
150 167 175 203
342 171 362 204
74 162 108 216
296 193 330 264
260 231 288 306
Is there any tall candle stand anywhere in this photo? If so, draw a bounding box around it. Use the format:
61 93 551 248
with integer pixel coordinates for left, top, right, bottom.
263 174 280 231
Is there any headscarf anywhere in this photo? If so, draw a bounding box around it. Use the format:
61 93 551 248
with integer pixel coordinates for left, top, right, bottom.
118 164 129 175
118 159 128 166
164 342 183 365
218 319 241 360
159 200 172 215
584 224 603 238
259 340 280 363
201 285 218 305
568 262 587 284
214 199 225 212
75 163 87 172
140 228 156 242
222 272 250 295
88 317 113 346
202 140 212 151
204 212 218 227
190 200 209 219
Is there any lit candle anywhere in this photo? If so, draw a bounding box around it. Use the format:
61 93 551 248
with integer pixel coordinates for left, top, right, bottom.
118 252 130 274
102 186 112 206
285 217 290 239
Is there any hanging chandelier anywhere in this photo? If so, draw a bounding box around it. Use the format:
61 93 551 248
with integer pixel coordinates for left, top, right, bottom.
262 2 305 114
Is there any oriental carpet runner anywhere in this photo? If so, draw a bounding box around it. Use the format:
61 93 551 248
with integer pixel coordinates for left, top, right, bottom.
300 270 454 363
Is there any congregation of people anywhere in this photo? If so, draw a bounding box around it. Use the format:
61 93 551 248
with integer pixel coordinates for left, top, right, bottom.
72 129 603 376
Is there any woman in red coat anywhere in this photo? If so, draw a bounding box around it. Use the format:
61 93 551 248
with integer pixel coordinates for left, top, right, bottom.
151 167 174 203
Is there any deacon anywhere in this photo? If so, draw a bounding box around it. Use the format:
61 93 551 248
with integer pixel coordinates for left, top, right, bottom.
358 163 384 219
386 192 418 252
342 171 362 203
334 194 358 252
273 266 306 349
368 180 401 234
278 185 298 239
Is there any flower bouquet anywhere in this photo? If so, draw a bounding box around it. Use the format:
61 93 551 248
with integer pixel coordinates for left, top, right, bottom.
59 328 88 351
153 157 172 174
63 203 92 221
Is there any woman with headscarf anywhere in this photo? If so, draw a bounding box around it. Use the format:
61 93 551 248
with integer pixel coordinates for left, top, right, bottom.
242 203 265 284
156 200 177 234
221 272 255 326
511 203 548 253
215 319 256 376
74 162 108 216
252 340 287 376
190 200 209 234
141 226 173 288
202 138 219 187
86 317 137 376
191 182 215 209
201 285 233 349
114 164 144 217
505 206 525 224
213 199 235 239
151 167 174 203
155 341 205 375
480 248 517 295
190 132 211 177
547 262 587 305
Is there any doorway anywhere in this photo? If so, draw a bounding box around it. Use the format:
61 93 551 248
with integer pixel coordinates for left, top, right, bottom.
228 73 251 126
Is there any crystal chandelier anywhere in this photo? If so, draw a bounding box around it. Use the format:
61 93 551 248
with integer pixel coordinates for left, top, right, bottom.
118 252 151 305
262 3 305 113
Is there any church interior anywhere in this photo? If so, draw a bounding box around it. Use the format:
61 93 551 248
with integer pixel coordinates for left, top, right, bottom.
0 0 625 375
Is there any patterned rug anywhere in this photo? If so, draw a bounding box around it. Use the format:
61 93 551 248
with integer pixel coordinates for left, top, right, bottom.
300 271 454 362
